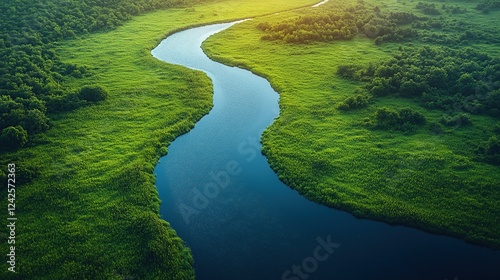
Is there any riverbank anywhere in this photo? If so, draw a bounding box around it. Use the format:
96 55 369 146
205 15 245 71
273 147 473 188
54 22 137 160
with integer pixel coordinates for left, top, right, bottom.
202 0 500 249
0 0 319 278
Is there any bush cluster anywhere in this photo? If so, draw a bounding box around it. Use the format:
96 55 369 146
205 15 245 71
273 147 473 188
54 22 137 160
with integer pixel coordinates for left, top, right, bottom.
476 0 500 13
477 136 500 165
256 12 358 43
440 113 472 127
368 107 426 131
338 46 500 117
416 2 440 15
0 84 107 150
337 94 371 110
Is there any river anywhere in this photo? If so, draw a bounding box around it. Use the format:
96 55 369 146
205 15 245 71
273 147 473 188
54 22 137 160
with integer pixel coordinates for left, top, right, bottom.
152 21 500 280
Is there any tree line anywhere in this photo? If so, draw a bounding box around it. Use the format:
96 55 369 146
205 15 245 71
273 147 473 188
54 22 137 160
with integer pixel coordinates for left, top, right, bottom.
338 46 500 118
256 1 499 46
0 0 203 150
256 4 420 44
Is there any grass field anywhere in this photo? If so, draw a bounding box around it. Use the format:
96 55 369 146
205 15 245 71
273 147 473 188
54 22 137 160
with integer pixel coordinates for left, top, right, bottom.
203 0 500 248
0 0 319 278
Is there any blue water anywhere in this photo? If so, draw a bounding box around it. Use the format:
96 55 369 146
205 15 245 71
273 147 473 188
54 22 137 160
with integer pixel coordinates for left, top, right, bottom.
152 22 500 280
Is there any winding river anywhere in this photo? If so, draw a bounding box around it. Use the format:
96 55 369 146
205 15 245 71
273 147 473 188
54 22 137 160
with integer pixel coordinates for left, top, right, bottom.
152 21 500 280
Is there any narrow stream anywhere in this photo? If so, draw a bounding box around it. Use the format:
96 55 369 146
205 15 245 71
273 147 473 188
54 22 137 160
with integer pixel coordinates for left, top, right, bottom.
152 21 500 280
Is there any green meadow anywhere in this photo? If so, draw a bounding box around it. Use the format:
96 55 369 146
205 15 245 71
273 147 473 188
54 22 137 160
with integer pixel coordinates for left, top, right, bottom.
0 0 318 278
203 0 500 248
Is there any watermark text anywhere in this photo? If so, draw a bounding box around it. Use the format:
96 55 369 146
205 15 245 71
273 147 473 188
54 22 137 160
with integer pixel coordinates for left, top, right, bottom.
6 163 16 273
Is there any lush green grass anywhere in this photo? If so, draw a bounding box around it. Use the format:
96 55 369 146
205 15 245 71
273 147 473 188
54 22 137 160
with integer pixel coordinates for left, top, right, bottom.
0 0 319 278
203 0 500 248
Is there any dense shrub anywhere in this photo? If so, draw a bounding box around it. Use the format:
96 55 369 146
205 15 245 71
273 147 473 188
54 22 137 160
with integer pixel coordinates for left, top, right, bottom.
416 2 441 15
440 113 472 127
337 64 363 80
476 0 500 13
441 4 467 14
369 107 426 131
477 136 500 165
78 85 109 102
0 126 28 150
338 46 500 117
486 90 500 117
45 93 87 113
398 107 427 126
257 12 358 43
429 122 445 135
337 94 371 110
372 107 401 129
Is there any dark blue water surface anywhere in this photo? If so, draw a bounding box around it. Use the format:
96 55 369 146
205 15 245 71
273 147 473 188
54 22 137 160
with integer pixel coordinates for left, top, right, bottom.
152 22 500 280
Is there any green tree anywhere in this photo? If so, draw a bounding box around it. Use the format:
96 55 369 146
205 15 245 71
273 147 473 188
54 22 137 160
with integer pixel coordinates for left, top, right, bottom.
0 126 28 150
477 136 500 165
21 109 50 134
399 107 426 125
373 107 400 129
486 90 500 117
77 85 109 102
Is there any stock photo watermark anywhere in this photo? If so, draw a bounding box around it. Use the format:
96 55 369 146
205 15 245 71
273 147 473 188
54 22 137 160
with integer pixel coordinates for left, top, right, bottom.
178 135 261 224
282 235 340 280
6 163 16 273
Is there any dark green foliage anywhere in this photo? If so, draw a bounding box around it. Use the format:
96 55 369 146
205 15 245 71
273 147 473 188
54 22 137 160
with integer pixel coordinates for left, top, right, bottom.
369 107 426 131
476 0 500 13
440 113 472 127
494 124 500 134
0 126 28 150
441 4 467 14
266 1 492 47
22 109 50 134
45 93 87 113
337 64 363 79
77 85 109 102
339 46 500 117
257 12 359 43
399 107 427 126
257 4 420 44
486 90 500 117
477 136 500 165
0 96 49 135
0 0 201 149
337 94 371 110
429 121 445 135
372 107 401 129
416 2 440 15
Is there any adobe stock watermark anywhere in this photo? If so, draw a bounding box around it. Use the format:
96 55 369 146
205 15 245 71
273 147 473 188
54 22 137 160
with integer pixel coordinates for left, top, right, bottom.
282 235 340 280
178 135 262 224
6 163 17 273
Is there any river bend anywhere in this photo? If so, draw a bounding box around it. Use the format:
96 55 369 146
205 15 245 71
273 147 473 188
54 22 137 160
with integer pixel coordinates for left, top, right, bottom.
152 21 500 280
